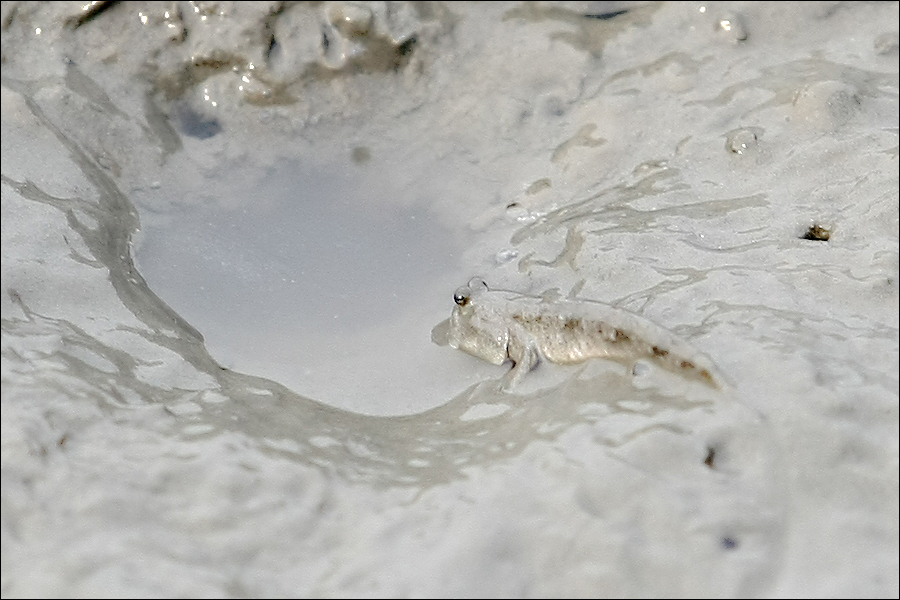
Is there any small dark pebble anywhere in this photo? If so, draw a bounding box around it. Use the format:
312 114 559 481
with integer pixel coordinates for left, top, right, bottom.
802 224 831 241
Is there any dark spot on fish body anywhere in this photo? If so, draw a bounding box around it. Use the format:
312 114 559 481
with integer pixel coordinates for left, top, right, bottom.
613 329 629 342
564 318 579 331
721 537 738 550
652 346 669 357
704 446 715 468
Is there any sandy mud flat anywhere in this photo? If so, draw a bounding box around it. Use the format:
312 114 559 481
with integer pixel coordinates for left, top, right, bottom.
2 2 898 597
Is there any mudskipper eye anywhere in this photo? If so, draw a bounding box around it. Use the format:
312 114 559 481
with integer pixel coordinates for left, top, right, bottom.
467 277 489 292
453 291 470 306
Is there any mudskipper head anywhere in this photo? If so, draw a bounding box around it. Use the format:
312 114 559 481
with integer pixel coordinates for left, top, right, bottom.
453 277 489 309
445 277 509 365
432 278 490 347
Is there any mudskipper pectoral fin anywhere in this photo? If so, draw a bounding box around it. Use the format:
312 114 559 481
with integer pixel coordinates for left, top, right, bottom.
502 326 541 391
431 318 451 346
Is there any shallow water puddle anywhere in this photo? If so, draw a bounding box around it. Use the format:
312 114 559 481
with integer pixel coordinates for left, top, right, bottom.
133 150 499 415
